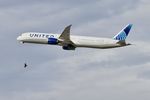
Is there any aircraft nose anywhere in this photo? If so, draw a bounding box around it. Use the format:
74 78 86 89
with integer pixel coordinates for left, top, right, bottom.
17 36 22 41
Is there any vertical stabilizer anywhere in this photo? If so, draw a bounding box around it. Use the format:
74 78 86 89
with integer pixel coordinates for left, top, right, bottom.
113 24 133 41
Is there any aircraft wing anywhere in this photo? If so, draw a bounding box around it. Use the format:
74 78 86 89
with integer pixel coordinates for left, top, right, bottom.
58 25 76 50
59 25 72 41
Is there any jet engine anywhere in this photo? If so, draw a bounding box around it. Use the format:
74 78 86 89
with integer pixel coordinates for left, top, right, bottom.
62 44 76 50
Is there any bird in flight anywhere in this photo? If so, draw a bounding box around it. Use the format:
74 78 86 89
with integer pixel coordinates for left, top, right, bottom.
24 63 27 68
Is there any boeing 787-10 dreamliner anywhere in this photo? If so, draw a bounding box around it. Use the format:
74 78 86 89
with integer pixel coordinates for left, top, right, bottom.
17 24 132 50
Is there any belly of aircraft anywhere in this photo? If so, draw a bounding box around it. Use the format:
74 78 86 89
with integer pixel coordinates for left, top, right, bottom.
23 38 48 44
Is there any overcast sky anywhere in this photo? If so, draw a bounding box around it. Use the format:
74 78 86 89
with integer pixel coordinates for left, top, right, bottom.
0 0 150 100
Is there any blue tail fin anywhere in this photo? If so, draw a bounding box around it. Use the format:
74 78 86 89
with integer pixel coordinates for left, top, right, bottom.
113 24 133 41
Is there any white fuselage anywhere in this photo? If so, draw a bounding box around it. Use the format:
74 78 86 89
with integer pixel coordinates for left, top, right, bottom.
17 32 122 49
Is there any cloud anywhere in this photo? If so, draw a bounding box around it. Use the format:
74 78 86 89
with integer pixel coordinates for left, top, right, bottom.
0 0 150 100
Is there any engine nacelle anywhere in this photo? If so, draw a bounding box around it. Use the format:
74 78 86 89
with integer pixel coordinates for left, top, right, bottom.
62 44 76 50
48 38 58 44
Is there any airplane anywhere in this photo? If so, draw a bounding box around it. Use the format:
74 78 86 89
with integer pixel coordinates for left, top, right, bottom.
17 24 133 50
